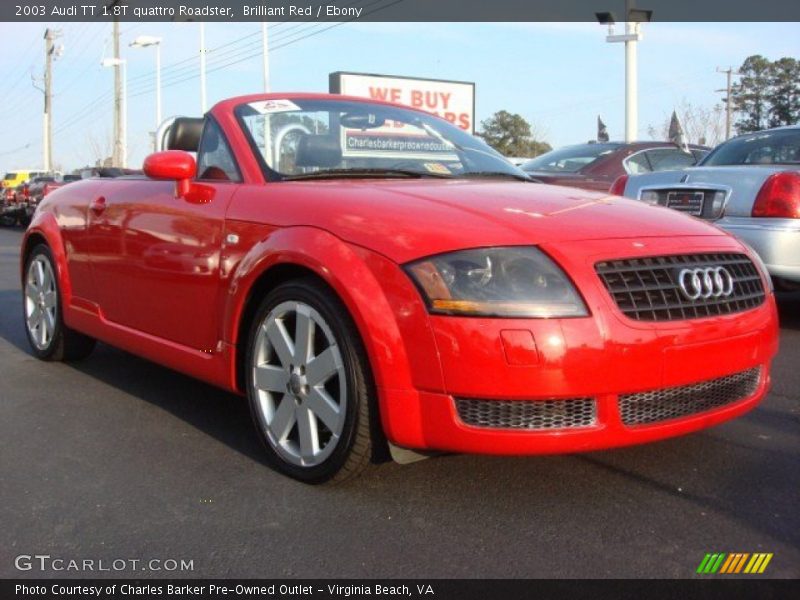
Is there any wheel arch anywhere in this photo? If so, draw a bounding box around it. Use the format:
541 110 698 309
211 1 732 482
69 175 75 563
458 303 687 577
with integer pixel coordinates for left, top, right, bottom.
21 215 72 305
224 227 415 457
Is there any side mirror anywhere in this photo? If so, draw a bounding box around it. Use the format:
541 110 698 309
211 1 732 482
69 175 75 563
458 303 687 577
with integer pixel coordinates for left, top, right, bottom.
143 151 196 198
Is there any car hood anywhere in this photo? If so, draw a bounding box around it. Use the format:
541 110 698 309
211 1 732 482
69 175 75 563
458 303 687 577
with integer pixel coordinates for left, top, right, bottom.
276 179 727 263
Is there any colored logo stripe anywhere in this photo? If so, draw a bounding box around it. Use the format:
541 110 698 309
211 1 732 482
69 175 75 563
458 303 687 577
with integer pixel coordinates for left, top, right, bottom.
697 553 726 574
744 553 773 574
698 553 773 574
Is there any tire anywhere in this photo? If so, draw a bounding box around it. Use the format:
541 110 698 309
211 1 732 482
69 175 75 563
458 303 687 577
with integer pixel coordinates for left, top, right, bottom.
245 278 375 484
23 244 96 361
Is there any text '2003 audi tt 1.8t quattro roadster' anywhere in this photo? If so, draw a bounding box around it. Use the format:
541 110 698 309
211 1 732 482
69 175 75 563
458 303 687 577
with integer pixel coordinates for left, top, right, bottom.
21 94 779 483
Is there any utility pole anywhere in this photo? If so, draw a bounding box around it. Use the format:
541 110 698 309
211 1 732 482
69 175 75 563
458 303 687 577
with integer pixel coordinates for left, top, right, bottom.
716 67 739 140
199 23 207 113
112 19 122 167
261 23 273 166
261 22 270 93
43 29 56 172
623 13 637 143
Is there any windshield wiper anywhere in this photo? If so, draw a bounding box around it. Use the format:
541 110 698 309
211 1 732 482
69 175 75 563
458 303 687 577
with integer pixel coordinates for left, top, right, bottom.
460 171 533 182
283 168 453 181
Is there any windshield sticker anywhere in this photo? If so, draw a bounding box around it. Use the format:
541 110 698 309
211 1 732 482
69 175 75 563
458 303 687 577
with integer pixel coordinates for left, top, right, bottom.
423 163 452 175
248 99 301 114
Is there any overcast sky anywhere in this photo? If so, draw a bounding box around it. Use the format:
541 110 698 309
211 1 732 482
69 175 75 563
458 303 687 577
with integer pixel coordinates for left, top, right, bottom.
0 20 798 173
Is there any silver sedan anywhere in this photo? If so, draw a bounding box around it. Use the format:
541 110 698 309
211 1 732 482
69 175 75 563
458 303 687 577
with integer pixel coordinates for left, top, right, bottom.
615 126 800 289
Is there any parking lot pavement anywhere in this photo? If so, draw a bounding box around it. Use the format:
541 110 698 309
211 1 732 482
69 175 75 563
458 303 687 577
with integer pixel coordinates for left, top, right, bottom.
0 225 798 579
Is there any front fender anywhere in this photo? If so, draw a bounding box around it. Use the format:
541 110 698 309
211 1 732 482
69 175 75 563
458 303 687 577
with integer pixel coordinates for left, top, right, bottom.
222 225 438 445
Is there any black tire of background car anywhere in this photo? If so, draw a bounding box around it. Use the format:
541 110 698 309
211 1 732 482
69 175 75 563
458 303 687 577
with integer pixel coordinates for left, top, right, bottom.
24 244 96 361
245 277 375 484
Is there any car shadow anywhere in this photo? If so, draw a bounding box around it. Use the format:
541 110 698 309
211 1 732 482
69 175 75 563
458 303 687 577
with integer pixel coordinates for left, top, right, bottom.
0 289 29 354
0 284 270 468
776 291 800 331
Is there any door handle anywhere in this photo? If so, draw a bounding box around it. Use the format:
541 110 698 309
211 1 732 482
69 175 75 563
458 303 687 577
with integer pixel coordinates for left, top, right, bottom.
90 196 106 215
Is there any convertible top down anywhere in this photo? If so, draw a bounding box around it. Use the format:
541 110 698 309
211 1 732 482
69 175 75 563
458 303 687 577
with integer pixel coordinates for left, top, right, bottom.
21 94 779 482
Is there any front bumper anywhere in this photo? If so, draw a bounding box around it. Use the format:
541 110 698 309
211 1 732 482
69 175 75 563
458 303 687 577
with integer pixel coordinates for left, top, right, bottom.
717 216 800 283
374 235 779 454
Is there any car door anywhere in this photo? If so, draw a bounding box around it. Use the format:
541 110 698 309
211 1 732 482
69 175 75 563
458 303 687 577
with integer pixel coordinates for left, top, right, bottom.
86 118 241 351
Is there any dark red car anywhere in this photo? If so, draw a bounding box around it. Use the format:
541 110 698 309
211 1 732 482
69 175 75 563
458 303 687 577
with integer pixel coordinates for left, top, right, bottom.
21 94 777 483
520 141 710 192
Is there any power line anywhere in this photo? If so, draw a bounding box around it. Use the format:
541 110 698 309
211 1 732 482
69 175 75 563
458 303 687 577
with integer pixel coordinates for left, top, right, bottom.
4 0 405 161
130 0 402 100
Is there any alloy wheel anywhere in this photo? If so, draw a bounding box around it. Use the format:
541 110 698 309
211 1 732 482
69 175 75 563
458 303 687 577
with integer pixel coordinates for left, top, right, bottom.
25 255 58 351
251 300 347 467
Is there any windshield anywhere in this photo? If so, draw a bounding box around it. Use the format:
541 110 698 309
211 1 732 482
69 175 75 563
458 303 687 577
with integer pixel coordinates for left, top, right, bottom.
520 143 622 173
3 173 15 180
235 98 527 181
701 129 800 166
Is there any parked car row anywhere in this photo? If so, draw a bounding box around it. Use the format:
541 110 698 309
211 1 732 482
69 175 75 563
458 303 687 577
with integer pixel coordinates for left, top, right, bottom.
611 126 800 289
519 141 710 192
510 127 798 289
1 174 65 227
0 168 137 227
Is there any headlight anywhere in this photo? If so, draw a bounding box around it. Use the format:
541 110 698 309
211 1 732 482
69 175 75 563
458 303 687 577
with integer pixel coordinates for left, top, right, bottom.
640 190 660 205
405 247 588 318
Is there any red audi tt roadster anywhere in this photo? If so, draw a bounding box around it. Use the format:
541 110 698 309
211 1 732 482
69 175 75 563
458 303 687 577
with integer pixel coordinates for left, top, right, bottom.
21 94 779 482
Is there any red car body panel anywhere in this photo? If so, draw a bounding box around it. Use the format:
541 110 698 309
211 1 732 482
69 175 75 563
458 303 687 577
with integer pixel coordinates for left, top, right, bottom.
22 93 779 456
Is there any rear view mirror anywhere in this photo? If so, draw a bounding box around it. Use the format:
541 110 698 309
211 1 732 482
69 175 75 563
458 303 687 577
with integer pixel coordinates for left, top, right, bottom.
143 151 197 197
340 112 386 130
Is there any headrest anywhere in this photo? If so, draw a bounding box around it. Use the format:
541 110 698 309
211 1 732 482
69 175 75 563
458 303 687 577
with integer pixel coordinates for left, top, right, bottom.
294 135 342 169
166 117 205 152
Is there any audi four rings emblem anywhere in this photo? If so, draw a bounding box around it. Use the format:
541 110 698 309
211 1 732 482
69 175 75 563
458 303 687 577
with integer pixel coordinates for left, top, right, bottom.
677 267 735 300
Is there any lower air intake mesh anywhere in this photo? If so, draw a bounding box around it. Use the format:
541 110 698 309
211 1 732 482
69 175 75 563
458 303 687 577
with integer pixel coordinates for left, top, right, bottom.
455 397 596 430
619 367 761 426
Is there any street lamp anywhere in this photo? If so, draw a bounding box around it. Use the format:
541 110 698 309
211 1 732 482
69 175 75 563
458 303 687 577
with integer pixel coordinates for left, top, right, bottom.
101 57 127 168
129 35 163 150
597 1 652 142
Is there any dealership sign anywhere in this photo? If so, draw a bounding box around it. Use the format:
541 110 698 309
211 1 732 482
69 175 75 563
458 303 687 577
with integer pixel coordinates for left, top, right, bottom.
329 71 475 160
330 71 475 133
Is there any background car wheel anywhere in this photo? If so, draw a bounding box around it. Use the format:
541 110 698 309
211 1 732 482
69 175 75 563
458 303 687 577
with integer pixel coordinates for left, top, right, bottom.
245 278 375 484
24 244 96 361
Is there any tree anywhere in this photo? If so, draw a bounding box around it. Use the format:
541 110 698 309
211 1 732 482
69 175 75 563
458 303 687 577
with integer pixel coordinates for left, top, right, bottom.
477 110 551 157
731 55 800 134
732 55 771 133
647 99 726 147
767 57 800 128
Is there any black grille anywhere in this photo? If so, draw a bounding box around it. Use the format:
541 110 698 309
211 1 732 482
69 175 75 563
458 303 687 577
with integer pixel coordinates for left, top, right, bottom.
455 397 596 430
596 253 765 321
619 367 761 426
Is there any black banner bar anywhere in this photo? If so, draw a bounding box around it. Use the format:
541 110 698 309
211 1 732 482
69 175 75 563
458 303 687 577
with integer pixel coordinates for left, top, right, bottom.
1 0 799 22
3 579 799 600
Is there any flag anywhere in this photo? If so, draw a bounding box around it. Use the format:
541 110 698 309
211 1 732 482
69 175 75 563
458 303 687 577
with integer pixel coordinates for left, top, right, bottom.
668 110 689 151
597 116 609 142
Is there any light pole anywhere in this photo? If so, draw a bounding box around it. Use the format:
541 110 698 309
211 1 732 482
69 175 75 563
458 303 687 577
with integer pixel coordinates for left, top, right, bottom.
596 2 652 142
130 35 163 150
102 57 127 168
